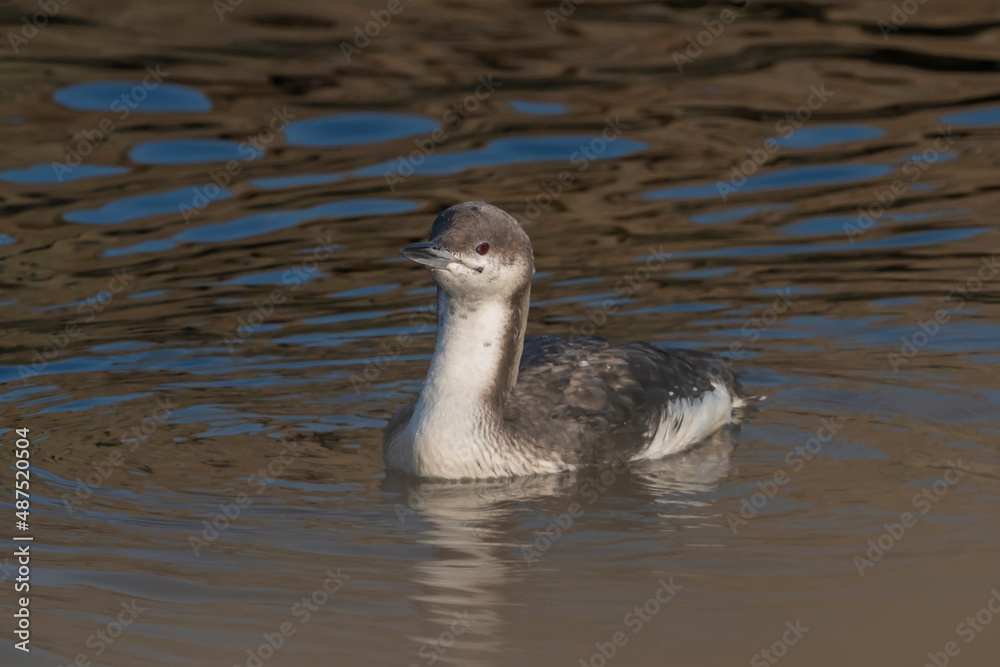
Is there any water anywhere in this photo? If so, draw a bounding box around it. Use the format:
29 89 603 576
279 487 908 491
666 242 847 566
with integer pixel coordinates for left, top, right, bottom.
2 1 999 665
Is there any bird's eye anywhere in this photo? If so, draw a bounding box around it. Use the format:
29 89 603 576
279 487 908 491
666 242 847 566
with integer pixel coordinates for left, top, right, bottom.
476 243 490 255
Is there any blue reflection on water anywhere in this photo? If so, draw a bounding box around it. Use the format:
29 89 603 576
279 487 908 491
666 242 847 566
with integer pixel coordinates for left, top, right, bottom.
129 139 262 165
65 186 233 224
0 164 129 184
509 100 568 115
646 164 893 200
941 105 1000 127
284 112 439 148
774 124 884 149
54 81 211 112
354 136 646 177
173 199 418 244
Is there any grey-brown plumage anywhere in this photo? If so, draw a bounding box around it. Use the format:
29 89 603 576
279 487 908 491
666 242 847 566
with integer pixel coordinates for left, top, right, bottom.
504 336 742 465
383 202 748 480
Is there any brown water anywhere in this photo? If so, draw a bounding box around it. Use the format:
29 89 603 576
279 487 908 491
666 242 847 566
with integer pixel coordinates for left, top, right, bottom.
2 0 1000 665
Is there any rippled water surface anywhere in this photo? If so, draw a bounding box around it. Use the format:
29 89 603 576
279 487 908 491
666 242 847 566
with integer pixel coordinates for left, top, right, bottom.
2 1 1000 665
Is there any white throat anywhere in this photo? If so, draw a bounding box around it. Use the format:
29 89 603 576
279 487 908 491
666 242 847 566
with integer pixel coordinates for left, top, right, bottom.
400 292 522 478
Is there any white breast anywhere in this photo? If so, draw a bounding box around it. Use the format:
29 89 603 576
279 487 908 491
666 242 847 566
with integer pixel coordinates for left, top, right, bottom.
390 298 568 479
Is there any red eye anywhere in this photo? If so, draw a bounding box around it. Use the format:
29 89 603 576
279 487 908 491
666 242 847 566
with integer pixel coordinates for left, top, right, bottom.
476 243 490 255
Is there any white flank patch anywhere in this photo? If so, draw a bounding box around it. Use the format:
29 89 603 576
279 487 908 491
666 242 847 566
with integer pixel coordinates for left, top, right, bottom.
633 383 735 461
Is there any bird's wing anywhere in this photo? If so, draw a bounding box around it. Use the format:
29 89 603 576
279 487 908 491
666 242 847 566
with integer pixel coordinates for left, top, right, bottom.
503 336 742 464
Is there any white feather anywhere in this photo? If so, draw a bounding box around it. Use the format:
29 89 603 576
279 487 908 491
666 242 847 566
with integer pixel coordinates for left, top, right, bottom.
633 383 736 461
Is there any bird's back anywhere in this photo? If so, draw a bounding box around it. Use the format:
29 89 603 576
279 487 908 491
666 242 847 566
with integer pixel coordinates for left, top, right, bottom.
501 336 744 467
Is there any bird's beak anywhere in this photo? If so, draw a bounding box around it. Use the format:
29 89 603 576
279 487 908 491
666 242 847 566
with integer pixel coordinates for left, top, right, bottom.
400 241 459 269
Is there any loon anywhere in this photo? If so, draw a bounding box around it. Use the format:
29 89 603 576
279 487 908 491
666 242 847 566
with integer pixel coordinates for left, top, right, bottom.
383 202 748 480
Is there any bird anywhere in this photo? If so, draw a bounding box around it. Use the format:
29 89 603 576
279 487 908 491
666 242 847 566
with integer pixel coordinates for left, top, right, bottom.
382 202 749 480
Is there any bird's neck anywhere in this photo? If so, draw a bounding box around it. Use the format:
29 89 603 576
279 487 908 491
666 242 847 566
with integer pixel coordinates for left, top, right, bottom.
427 286 529 410
404 286 530 468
